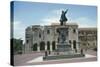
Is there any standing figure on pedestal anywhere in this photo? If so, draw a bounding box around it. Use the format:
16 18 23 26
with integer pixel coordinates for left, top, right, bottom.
57 28 67 43
60 9 68 25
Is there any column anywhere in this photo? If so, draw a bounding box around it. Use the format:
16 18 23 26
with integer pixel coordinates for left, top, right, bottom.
37 43 40 52
71 41 74 50
55 41 57 50
45 43 47 51
50 42 52 51
77 42 79 49
76 42 79 52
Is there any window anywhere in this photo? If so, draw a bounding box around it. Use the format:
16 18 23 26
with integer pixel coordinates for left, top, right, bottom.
26 40 29 43
47 29 50 34
73 29 76 33
88 43 89 46
69 40 71 44
39 33 41 38
81 31 84 35
83 43 86 46
26 34 30 38
79 31 80 34
93 43 95 46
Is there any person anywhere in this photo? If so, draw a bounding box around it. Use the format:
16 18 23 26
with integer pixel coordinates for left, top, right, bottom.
81 49 83 54
60 9 68 25
45 51 48 56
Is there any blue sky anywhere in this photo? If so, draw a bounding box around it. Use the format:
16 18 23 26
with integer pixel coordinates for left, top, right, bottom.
12 1 97 42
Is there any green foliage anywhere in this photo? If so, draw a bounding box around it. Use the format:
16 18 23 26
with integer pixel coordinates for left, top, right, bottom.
12 38 23 54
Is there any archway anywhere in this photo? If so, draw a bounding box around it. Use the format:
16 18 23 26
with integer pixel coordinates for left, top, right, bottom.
47 41 50 50
40 41 45 51
73 40 76 49
52 41 56 51
32 43 37 51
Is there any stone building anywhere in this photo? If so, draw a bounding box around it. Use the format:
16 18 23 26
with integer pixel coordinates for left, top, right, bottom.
24 23 97 53
78 28 97 50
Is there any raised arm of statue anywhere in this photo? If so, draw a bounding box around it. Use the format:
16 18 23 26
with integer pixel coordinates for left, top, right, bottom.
60 9 68 25
65 9 68 14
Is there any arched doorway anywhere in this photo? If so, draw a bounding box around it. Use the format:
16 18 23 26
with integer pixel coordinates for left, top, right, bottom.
40 41 45 51
47 41 50 50
73 40 76 49
32 43 37 51
52 41 56 51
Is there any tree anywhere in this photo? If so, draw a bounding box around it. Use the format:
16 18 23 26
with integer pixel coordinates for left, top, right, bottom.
11 38 23 54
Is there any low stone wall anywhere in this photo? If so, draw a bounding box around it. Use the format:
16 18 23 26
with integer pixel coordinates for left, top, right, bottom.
43 54 85 60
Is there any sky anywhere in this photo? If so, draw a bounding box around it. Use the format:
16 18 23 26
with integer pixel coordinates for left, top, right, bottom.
12 1 97 43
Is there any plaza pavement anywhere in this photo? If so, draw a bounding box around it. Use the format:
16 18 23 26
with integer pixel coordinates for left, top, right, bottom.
14 50 97 66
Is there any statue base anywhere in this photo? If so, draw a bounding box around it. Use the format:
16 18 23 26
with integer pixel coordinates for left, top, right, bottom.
43 27 85 60
43 53 85 60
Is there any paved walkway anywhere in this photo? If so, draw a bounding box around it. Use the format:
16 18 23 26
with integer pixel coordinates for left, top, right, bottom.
14 50 97 66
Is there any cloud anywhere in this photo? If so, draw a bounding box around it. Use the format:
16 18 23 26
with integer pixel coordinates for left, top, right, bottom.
41 16 97 28
71 17 97 28
45 9 97 28
13 21 26 43
41 8 97 28
51 9 63 15
41 17 59 25
40 9 63 25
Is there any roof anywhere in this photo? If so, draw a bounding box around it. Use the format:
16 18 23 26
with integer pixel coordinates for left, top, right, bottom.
51 22 78 26
78 28 97 31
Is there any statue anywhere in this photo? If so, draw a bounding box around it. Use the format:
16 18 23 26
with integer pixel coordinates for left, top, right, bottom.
57 28 67 43
60 9 68 25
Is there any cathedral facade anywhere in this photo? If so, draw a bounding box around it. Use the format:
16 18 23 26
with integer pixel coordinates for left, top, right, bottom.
24 22 97 53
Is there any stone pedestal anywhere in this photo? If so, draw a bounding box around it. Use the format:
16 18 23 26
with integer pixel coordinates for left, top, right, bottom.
55 27 73 55
43 24 85 60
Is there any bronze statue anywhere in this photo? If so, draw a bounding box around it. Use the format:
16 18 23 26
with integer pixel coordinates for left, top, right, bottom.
60 9 68 25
